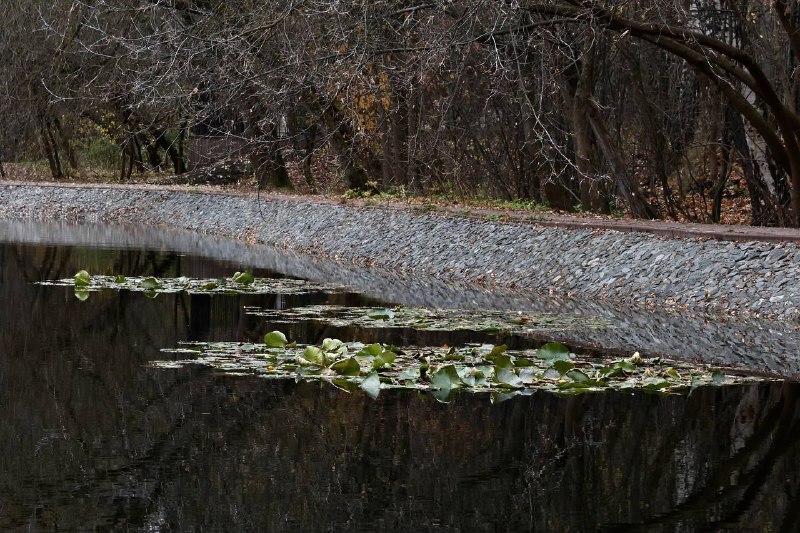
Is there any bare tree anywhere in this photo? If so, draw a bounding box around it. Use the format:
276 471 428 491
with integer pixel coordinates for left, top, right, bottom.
1 0 796 225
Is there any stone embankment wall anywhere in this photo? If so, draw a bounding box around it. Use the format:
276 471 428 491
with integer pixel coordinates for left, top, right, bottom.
1 183 799 320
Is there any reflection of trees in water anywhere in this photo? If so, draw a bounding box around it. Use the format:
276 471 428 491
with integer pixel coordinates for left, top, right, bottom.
2 242 800 530
0 243 265 528
126 381 800 531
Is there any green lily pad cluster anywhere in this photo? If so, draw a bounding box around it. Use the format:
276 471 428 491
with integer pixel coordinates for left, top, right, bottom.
39 270 345 299
152 334 767 402
245 304 610 334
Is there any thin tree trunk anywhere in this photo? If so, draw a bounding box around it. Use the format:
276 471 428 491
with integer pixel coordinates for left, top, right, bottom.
587 103 659 219
38 117 63 180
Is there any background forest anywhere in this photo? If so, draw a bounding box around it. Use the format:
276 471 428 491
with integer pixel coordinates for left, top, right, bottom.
1 1 799 226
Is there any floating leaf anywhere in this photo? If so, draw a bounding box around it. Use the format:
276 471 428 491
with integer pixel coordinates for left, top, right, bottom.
398 368 420 381
232 271 255 285
543 368 562 380
366 308 395 320
246 304 610 334
642 377 671 390
518 368 538 384
489 354 515 369
140 277 161 290
552 360 575 376
495 365 523 388
537 342 571 361
152 339 768 401
322 338 345 353
360 372 381 398
599 360 637 378
331 357 361 377
74 270 91 287
431 365 462 390
38 275 343 296
264 331 287 349
566 369 590 382
357 343 384 357
373 350 397 369
488 344 508 357
300 346 326 367
443 347 465 361
459 367 488 387
558 379 605 390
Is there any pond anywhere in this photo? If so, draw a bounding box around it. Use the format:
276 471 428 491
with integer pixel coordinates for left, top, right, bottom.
1 221 799 531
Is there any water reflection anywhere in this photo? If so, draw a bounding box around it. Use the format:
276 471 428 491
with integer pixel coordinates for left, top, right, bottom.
1 240 799 531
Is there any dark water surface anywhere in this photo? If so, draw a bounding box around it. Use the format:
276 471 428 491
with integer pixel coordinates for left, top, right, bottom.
2 233 800 531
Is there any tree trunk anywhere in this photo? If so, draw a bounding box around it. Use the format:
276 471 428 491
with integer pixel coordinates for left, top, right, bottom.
728 109 781 226
38 117 63 180
152 128 187 174
391 85 409 187
376 81 394 189
587 103 659 219
307 92 372 191
252 126 292 190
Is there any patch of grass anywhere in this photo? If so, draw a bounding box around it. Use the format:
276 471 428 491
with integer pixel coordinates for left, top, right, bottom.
482 199 552 212
80 138 120 170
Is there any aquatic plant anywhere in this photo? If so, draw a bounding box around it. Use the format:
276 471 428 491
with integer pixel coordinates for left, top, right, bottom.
39 271 344 298
152 335 765 403
245 304 610 333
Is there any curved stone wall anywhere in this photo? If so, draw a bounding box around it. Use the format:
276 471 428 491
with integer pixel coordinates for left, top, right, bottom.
2 185 800 375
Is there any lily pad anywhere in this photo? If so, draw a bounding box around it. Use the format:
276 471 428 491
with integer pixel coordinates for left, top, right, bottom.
140 277 161 290
360 372 382 399
245 305 610 335
232 271 255 285
331 357 361 377
430 365 463 390
552 360 575 376
537 342 571 361
264 331 288 349
300 346 326 367
37 274 344 296
74 270 91 287
151 337 771 402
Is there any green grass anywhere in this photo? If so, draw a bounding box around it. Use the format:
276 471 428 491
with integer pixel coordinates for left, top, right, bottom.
484 199 551 212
